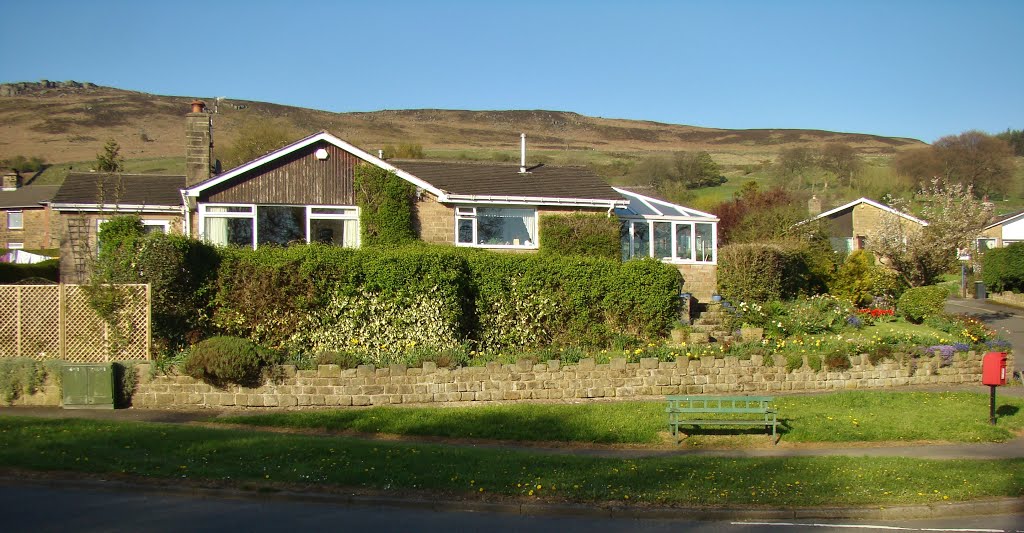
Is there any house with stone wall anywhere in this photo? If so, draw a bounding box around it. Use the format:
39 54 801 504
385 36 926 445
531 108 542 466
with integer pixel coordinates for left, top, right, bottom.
804 196 927 254
0 169 59 251
54 102 721 299
977 210 1024 250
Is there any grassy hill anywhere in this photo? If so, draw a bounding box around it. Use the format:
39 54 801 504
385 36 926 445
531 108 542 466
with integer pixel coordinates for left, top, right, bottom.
0 81 925 173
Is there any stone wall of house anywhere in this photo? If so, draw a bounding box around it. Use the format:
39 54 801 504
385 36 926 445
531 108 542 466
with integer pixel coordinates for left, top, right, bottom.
675 263 717 302
1 207 54 249
121 351 999 409
413 193 454 245
852 203 923 246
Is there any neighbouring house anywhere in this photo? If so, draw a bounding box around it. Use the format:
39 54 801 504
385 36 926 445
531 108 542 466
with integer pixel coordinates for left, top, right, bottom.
50 172 185 282
56 102 720 299
0 168 59 251
804 196 928 254
977 210 1024 250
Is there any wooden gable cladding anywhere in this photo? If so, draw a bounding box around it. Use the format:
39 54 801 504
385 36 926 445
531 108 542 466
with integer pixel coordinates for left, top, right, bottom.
202 141 360 205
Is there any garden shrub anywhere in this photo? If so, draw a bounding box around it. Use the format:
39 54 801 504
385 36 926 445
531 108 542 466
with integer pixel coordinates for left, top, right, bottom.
717 240 832 303
539 213 620 260
896 285 948 324
781 294 854 335
824 351 852 370
183 336 280 387
982 242 1024 293
830 250 905 307
0 358 47 404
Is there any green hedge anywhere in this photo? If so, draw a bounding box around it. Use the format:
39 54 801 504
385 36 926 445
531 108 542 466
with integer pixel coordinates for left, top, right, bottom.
0 259 59 283
716 241 833 303
982 243 1024 293
208 244 681 360
539 213 621 260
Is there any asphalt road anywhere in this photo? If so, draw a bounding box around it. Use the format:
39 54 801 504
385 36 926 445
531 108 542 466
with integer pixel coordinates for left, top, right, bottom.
946 296 1024 374
1 483 1021 533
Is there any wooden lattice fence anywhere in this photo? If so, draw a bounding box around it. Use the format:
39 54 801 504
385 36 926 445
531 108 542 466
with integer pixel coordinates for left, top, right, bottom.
0 284 150 362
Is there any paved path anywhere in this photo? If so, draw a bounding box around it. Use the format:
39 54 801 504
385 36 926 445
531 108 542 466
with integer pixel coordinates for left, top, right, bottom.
946 295 1024 375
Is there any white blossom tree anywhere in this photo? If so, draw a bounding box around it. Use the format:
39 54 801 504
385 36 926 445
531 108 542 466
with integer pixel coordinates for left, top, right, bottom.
869 178 991 287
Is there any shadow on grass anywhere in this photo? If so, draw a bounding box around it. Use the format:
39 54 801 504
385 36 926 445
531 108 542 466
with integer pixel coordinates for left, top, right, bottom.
996 405 1019 418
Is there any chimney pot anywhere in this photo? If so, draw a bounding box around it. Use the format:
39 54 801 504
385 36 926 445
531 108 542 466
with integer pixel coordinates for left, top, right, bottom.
191 100 206 113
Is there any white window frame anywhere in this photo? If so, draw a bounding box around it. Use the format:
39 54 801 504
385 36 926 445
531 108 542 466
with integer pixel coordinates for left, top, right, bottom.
7 242 24 250
7 210 24 230
198 203 359 249
454 205 538 249
621 218 717 264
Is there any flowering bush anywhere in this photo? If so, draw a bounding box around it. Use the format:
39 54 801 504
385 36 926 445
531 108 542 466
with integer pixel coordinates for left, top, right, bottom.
782 295 854 335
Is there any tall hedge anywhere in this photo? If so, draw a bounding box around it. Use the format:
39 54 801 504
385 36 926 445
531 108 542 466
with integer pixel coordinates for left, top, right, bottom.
982 242 1024 293
717 241 834 303
539 213 621 260
354 164 416 246
209 244 681 358
0 259 59 283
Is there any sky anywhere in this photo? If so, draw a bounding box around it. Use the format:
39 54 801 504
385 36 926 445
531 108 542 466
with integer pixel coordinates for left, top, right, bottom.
1 0 1021 143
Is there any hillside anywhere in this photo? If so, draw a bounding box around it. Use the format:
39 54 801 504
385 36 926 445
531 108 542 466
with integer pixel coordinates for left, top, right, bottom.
0 81 925 169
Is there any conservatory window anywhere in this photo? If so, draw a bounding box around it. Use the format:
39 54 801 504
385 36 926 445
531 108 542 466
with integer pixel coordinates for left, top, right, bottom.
621 219 715 263
455 206 537 248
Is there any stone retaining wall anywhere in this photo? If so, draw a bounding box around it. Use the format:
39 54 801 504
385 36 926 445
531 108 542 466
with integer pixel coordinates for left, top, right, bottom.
989 291 1024 309
125 351 999 409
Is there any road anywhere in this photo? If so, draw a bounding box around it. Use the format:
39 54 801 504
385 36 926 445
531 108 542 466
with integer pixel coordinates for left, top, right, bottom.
946 296 1024 374
1 483 1021 533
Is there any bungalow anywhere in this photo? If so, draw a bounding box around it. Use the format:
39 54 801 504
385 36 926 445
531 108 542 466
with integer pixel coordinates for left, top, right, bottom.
804 196 928 254
0 169 59 251
55 102 720 299
977 210 1024 250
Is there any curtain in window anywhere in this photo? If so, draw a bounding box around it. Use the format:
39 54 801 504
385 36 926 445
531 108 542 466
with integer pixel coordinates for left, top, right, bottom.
205 217 228 246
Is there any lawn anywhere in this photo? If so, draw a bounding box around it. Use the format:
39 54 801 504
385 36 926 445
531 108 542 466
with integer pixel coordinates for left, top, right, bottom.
27 157 185 186
0 416 1019 507
219 391 1024 445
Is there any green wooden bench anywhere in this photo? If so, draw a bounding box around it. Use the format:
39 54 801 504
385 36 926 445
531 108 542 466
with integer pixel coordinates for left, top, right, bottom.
666 395 778 442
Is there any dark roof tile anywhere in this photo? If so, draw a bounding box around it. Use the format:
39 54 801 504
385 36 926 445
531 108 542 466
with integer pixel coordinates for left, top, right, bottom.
52 173 184 207
0 185 59 208
391 161 621 201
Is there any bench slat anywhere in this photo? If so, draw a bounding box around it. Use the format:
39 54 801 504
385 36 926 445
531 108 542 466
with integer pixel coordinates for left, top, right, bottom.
665 395 778 441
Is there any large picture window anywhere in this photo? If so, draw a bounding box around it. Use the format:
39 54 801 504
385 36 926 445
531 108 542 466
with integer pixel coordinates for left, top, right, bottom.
456 206 537 248
200 204 358 249
621 219 716 263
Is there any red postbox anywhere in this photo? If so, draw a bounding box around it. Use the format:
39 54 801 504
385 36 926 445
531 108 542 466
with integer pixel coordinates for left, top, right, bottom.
982 352 1007 386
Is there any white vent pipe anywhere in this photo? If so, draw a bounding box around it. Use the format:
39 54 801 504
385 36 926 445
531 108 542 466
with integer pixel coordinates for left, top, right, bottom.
520 133 527 173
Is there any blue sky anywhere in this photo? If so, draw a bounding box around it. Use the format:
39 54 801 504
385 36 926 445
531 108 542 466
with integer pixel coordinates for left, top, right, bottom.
2 0 1021 143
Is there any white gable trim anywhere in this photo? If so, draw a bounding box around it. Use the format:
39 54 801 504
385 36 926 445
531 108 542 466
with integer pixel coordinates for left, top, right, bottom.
182 131 448 201
809 197 928 227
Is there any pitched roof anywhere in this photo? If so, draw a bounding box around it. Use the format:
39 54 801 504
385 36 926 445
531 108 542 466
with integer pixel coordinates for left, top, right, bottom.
984 210 1024 230
0 185 59 208
807 197 928 227
393 160 625 205
51 173 184 210
612 187 718 220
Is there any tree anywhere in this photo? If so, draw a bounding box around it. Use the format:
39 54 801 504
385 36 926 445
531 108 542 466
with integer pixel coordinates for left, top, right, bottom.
933 131 1015 198
818 143 861 187
995 129 1024 156
94 139 124 172
776 146 816 177
673 151 726 189
218 119 296 169
894 131 1015 199
713 184 803 245
868 178 992 287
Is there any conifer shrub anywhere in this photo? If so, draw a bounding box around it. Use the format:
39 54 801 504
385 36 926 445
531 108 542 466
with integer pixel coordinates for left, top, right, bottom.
184 336 279 387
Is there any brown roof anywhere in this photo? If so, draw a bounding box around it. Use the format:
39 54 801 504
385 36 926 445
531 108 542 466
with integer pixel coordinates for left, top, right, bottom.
391 160 621 201
52 173 184 207
0 185 59 208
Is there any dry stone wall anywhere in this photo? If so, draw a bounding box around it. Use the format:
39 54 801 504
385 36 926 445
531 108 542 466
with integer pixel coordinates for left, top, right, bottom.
125 351 1000 409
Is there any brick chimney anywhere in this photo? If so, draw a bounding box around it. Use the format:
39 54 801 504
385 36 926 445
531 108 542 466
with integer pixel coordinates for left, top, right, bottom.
807 194 822 216
185 100 212 186
2 169 22 191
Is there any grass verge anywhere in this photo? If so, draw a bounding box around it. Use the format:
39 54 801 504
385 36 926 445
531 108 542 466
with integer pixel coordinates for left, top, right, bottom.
219 391 1024 444
0 416 1019 507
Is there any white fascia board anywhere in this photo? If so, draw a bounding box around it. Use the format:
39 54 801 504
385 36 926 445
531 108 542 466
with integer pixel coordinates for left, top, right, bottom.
182 131 447 200
617 214 720 223
50 203 183 213
445 194 627 208
810 197 928 227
